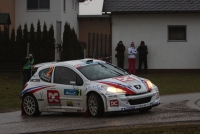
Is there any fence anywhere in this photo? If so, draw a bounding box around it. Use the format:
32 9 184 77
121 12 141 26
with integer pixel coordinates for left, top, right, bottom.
87 33 112 62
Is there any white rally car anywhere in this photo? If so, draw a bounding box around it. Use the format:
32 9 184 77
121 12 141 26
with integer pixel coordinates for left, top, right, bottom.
20 59 160 117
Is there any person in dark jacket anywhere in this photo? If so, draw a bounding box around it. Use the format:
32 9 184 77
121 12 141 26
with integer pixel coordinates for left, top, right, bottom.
137 41 148 73
115 41 125 69
22 53 34 86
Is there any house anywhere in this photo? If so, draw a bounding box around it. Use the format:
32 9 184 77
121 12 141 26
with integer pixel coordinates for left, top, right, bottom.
15 0 84 61
0 0 15 37
103 0 200 72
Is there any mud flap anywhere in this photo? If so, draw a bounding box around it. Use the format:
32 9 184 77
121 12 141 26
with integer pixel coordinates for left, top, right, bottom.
84 109 89 117
21 99 27 116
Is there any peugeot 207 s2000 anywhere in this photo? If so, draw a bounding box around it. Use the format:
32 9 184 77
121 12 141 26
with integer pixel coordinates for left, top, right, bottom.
20 59 160 117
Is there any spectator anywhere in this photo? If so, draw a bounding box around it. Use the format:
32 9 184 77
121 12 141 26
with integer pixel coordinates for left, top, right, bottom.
128 42 137 74
137 41 148 73
115 41 125 69
22 53 34 86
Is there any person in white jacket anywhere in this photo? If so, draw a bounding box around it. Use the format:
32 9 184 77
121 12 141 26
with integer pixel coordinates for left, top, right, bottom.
128 42 137 74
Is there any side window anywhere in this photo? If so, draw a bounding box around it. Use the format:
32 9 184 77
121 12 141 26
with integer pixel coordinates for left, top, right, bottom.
76 74 83 86
54 66 83 85
39 66 54 82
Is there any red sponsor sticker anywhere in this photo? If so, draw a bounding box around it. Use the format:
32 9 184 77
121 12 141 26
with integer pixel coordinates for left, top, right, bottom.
47 90 61 105
115 76 135 82
110 100 119 107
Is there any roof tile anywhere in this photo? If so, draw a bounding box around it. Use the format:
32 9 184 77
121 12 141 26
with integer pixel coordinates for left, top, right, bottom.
103 0 200 13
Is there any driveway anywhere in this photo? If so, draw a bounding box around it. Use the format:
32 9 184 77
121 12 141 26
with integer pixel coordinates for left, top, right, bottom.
0 93 200 134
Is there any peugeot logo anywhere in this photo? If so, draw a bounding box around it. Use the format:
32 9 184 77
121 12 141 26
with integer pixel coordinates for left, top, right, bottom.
134 85 141 89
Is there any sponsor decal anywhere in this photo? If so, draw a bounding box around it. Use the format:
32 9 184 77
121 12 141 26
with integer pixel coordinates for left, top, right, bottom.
47 90 61 108
110 100 119 107
150 101 160 106
64 89 81 96
67 101 73 106
139 104 147 108
108 95 118 98
37 99 44 101
40 91 43 98
105 93 110 95
156 92 160 99
65 109 77 112
75 64 81 68
32 74 38 77
86 85 102 90
115 76 135 82
30 79 40 82
77 109 82 112
70 81 76 84
121 106 135 111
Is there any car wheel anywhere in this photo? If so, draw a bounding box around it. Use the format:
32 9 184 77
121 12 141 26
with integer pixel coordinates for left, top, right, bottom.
87 93 104 117
23 94 41 116
140 107 152 112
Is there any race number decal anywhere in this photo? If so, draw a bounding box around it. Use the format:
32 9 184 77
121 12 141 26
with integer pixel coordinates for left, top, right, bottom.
115 76 135 82
46 66 54 77
110 100 119 107
47 90 61 107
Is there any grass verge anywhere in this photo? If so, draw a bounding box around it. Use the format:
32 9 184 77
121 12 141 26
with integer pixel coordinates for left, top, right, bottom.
0 72 200 112
41 122 200 134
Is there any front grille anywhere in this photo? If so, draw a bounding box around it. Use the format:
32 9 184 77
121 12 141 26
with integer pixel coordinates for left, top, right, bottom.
128 97 151 105
125 92 148 96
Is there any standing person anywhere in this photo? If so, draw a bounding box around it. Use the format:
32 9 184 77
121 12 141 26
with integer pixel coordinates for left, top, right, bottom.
137 41 148 73
115 41 125 69
128 42 137 74
22 53 34 86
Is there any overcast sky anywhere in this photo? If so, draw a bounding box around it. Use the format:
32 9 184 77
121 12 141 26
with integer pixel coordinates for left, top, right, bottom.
79 0 104 15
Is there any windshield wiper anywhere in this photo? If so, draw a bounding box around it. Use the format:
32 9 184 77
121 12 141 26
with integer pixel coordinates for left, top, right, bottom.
98 62 123 76
106 62 128 75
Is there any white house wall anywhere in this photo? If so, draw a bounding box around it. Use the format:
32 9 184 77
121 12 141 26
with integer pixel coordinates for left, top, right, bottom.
61 0 79 37
15 0 79 60
112 13 200 69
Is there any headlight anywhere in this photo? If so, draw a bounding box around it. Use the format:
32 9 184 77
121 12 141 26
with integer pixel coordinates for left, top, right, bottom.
142 79 153 91
107 87 125 93
146 80 153 89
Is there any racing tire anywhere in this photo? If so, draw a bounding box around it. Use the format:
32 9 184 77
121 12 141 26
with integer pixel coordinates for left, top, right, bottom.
140 107 152 112
23 94 41 116
87 93 104 117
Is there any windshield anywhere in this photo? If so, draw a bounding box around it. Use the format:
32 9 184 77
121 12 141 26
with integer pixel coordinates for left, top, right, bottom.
77 62 129 81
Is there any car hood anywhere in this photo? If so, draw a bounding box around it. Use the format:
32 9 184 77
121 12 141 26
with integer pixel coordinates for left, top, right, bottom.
96 75 150 95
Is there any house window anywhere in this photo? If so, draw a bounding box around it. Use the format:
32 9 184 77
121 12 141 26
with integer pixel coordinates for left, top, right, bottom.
63 0 66 12
72 0 74 9
27 0 50 10
75 0 78 11
168 25 187 41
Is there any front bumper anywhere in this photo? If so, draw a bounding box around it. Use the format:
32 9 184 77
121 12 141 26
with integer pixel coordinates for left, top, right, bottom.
105 87 160 112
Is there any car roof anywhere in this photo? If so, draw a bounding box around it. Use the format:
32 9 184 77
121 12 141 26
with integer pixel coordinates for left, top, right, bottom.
34 58 105 69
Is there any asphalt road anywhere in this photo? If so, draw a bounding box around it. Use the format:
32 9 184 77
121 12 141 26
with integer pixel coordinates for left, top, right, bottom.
0 93 200 134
